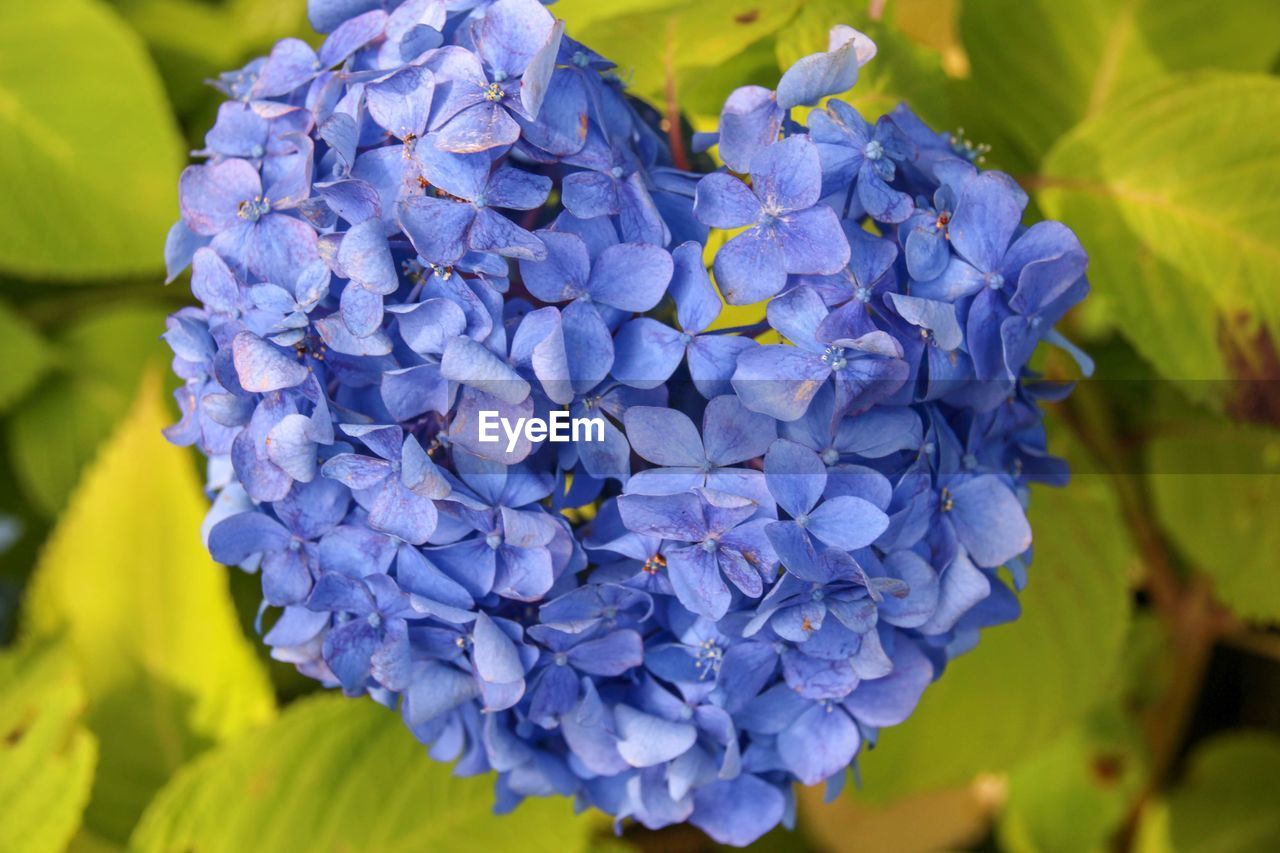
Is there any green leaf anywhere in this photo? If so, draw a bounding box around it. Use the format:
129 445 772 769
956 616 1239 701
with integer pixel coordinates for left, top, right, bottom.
547 0 685 31
109 0 311 119
0 301 51 412
893 0 964 71
679 34 781 128
1038 73 1280 399
857 445 1134 799
23 374 276 843
1149 733 1280 853
0 642 98 853
7 302 169 515
107 0 245 116
1147 421 1280 624
958 0 1280 172
132 695 593 853
570 0 800 112
774 2 951 125
0 0 185 281
997 706 1147 853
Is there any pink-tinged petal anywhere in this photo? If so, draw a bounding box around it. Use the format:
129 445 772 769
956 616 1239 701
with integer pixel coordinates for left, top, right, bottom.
179 160 262 236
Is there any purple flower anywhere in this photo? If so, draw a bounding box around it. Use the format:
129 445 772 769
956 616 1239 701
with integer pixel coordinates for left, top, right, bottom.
398 140 551 263
320 425 450 545
612 242 754 397
616 488 777 620
762 439 889 581
622 395 775 505
810 100 914 223
424 0 561 153
518 230 673 391
165 11 1091 845
733 285 910 422
776 25 877 109
307 570 416 695
179 156 318 286
694 136 850 304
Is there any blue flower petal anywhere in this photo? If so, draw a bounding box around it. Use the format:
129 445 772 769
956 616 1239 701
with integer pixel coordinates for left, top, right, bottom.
366 66 435 141
777 703 860 785
947 474 1031 568
776 25 876 110
615 704 698 767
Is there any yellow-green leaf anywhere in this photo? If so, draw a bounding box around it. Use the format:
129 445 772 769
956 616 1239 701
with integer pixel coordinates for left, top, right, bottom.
1148 420 1280 624
997 705 1147 853
569 0 800 114
0 0 185 281
1039 73 1280 400
1151 733 1280 853
110 0 312 116
0 642 97 853
132 695 593 853
0 300 51 412
7 302 169 515
23 373 275 842
958 0 1280 172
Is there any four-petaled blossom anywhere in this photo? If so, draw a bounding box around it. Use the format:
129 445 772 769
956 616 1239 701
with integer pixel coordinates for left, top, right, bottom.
694 136 850 304
617 488 777 620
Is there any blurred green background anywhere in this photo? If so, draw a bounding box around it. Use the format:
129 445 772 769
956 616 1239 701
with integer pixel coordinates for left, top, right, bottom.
1 1 1279 851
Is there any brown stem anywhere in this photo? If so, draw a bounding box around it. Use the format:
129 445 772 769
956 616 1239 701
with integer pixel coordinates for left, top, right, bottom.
1060 387 1239 850
662 19 691 172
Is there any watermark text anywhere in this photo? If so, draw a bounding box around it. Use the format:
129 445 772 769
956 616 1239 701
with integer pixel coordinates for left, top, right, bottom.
477 410 605 452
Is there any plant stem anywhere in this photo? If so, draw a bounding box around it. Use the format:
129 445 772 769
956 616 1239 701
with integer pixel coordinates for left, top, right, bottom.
1059 383 1234 850
662 20 691 172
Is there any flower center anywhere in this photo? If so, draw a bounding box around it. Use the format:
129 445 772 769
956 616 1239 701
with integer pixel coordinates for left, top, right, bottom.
694 639 723 680
948 127 991 164
237 195 271 222
984 272 1005 290
821 345 848 371
863 140 884 161
939 487 955 512
483 82 506 102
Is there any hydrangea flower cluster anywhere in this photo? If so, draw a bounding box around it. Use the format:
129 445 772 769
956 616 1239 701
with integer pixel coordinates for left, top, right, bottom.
163 3 1089 845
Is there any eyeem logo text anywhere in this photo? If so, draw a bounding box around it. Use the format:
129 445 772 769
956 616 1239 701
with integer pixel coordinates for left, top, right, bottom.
477 410 606 452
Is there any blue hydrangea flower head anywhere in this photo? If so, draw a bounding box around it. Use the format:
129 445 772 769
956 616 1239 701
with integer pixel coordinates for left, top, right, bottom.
165 9 1090 845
